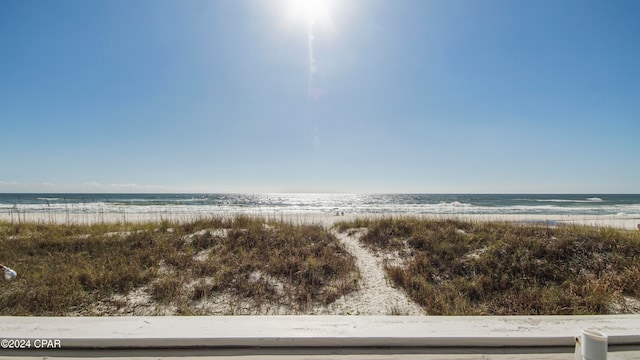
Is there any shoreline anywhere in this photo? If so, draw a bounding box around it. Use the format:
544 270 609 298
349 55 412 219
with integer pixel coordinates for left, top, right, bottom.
1 212 639 230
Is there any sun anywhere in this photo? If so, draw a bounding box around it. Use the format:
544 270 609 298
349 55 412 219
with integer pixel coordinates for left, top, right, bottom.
291 0 330 24
304 0 327 22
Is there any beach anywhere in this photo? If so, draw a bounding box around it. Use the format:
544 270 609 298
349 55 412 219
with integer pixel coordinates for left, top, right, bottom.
2 195 639 316
2 210 640 317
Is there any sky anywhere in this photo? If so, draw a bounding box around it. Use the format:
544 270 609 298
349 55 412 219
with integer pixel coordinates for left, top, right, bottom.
1 0 639 194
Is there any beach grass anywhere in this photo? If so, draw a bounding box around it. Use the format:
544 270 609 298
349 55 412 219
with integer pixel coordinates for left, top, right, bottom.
0 216 358 315
3 215 639 316
335 217 640 315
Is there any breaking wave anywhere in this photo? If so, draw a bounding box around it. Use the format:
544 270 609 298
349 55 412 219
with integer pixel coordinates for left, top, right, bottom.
1 194 638 217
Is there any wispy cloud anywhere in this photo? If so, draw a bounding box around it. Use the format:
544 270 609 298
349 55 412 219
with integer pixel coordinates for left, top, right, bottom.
80 182 169 192
0 181 170 193
0 181 20 187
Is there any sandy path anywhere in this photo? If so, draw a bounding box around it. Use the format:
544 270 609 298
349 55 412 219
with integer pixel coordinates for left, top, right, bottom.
311 230 425 315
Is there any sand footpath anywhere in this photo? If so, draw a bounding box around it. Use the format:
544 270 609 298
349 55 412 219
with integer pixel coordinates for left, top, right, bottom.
310 229 425 315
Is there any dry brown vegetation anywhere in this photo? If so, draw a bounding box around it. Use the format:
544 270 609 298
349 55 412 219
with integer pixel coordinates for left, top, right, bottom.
336 217 640 315
4 215 639 316
0 216 358 315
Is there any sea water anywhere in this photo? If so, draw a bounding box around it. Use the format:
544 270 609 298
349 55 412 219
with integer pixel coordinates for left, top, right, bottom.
0 193 639 217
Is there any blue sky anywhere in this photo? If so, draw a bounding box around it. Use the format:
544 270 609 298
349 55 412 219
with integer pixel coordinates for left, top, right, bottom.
1 0 639 193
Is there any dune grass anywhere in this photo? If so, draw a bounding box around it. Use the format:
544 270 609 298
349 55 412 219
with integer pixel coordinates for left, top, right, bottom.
4 215 639 316
335 217 640 315
0 216 358 315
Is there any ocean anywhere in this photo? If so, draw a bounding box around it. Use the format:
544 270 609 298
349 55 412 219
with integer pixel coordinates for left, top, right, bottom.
1 193 639 218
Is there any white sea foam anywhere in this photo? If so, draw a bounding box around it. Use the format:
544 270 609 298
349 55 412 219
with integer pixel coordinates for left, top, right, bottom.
1 194 638 218
535 198 605 203
4 203 638 216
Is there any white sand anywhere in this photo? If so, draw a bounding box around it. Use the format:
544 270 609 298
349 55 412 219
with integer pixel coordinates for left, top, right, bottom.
314 229 425 315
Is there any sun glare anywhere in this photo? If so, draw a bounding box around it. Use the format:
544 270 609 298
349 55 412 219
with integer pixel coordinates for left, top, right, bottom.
304 0 324 22
291 0 330 24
